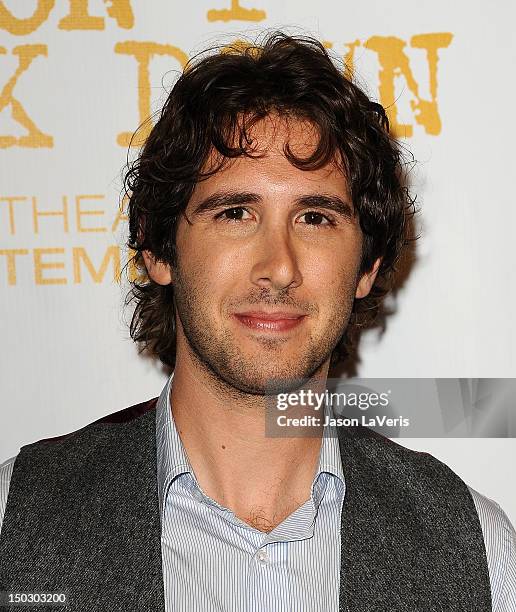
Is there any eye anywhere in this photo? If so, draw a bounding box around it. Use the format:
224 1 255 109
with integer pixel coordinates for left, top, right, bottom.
215 207 253 223
214 207 336 227
299 211 335 227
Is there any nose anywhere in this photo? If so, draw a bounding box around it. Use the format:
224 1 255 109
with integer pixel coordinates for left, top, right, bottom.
249 223 302 292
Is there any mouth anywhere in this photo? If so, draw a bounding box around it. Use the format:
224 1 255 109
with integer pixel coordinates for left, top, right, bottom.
232 312 307 333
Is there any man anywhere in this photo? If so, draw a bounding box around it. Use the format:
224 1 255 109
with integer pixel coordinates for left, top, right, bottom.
0 32 514 611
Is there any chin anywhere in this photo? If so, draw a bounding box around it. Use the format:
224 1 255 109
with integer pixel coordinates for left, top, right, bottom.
223 356 325 396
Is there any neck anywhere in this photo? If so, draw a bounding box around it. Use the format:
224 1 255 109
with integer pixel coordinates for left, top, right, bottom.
169 343 330 532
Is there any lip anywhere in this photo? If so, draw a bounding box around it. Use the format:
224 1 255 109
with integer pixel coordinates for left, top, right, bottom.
234 310 306 320
233 312 307 333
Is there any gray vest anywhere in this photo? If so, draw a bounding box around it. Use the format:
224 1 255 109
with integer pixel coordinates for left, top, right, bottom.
0 398 492 611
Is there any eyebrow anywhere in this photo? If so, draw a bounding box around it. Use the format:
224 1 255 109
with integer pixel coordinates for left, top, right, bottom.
191 190 354 221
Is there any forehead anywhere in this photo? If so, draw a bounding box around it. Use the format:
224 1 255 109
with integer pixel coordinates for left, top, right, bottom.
243 114 322 157
192 114 349 201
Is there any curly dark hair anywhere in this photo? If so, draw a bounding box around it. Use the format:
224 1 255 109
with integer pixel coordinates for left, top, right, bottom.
124 31 415 370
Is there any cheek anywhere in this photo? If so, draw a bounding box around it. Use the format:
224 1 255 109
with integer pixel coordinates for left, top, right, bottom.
306 244 360 290
179 237 239 304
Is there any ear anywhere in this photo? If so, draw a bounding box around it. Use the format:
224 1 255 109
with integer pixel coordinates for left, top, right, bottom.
355 257 381 299
142 250 173 286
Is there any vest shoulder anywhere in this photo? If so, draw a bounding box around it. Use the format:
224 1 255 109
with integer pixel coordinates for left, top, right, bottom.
21 396 159 452
338 424 460 480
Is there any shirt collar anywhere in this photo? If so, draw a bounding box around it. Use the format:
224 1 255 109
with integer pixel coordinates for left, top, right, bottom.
156 371 345 520
156 371 192 520
311 399 345 507
318 400 345 479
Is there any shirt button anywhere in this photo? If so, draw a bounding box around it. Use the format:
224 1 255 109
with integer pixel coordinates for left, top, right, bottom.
257 550 268 565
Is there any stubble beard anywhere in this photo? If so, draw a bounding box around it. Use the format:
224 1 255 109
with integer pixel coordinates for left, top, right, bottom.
170 260 356 397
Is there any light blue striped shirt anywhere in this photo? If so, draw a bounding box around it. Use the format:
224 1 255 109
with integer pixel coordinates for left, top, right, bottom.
1 372 515 610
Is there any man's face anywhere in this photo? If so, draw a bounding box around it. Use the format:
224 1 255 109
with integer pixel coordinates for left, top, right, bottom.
146 116 378 394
